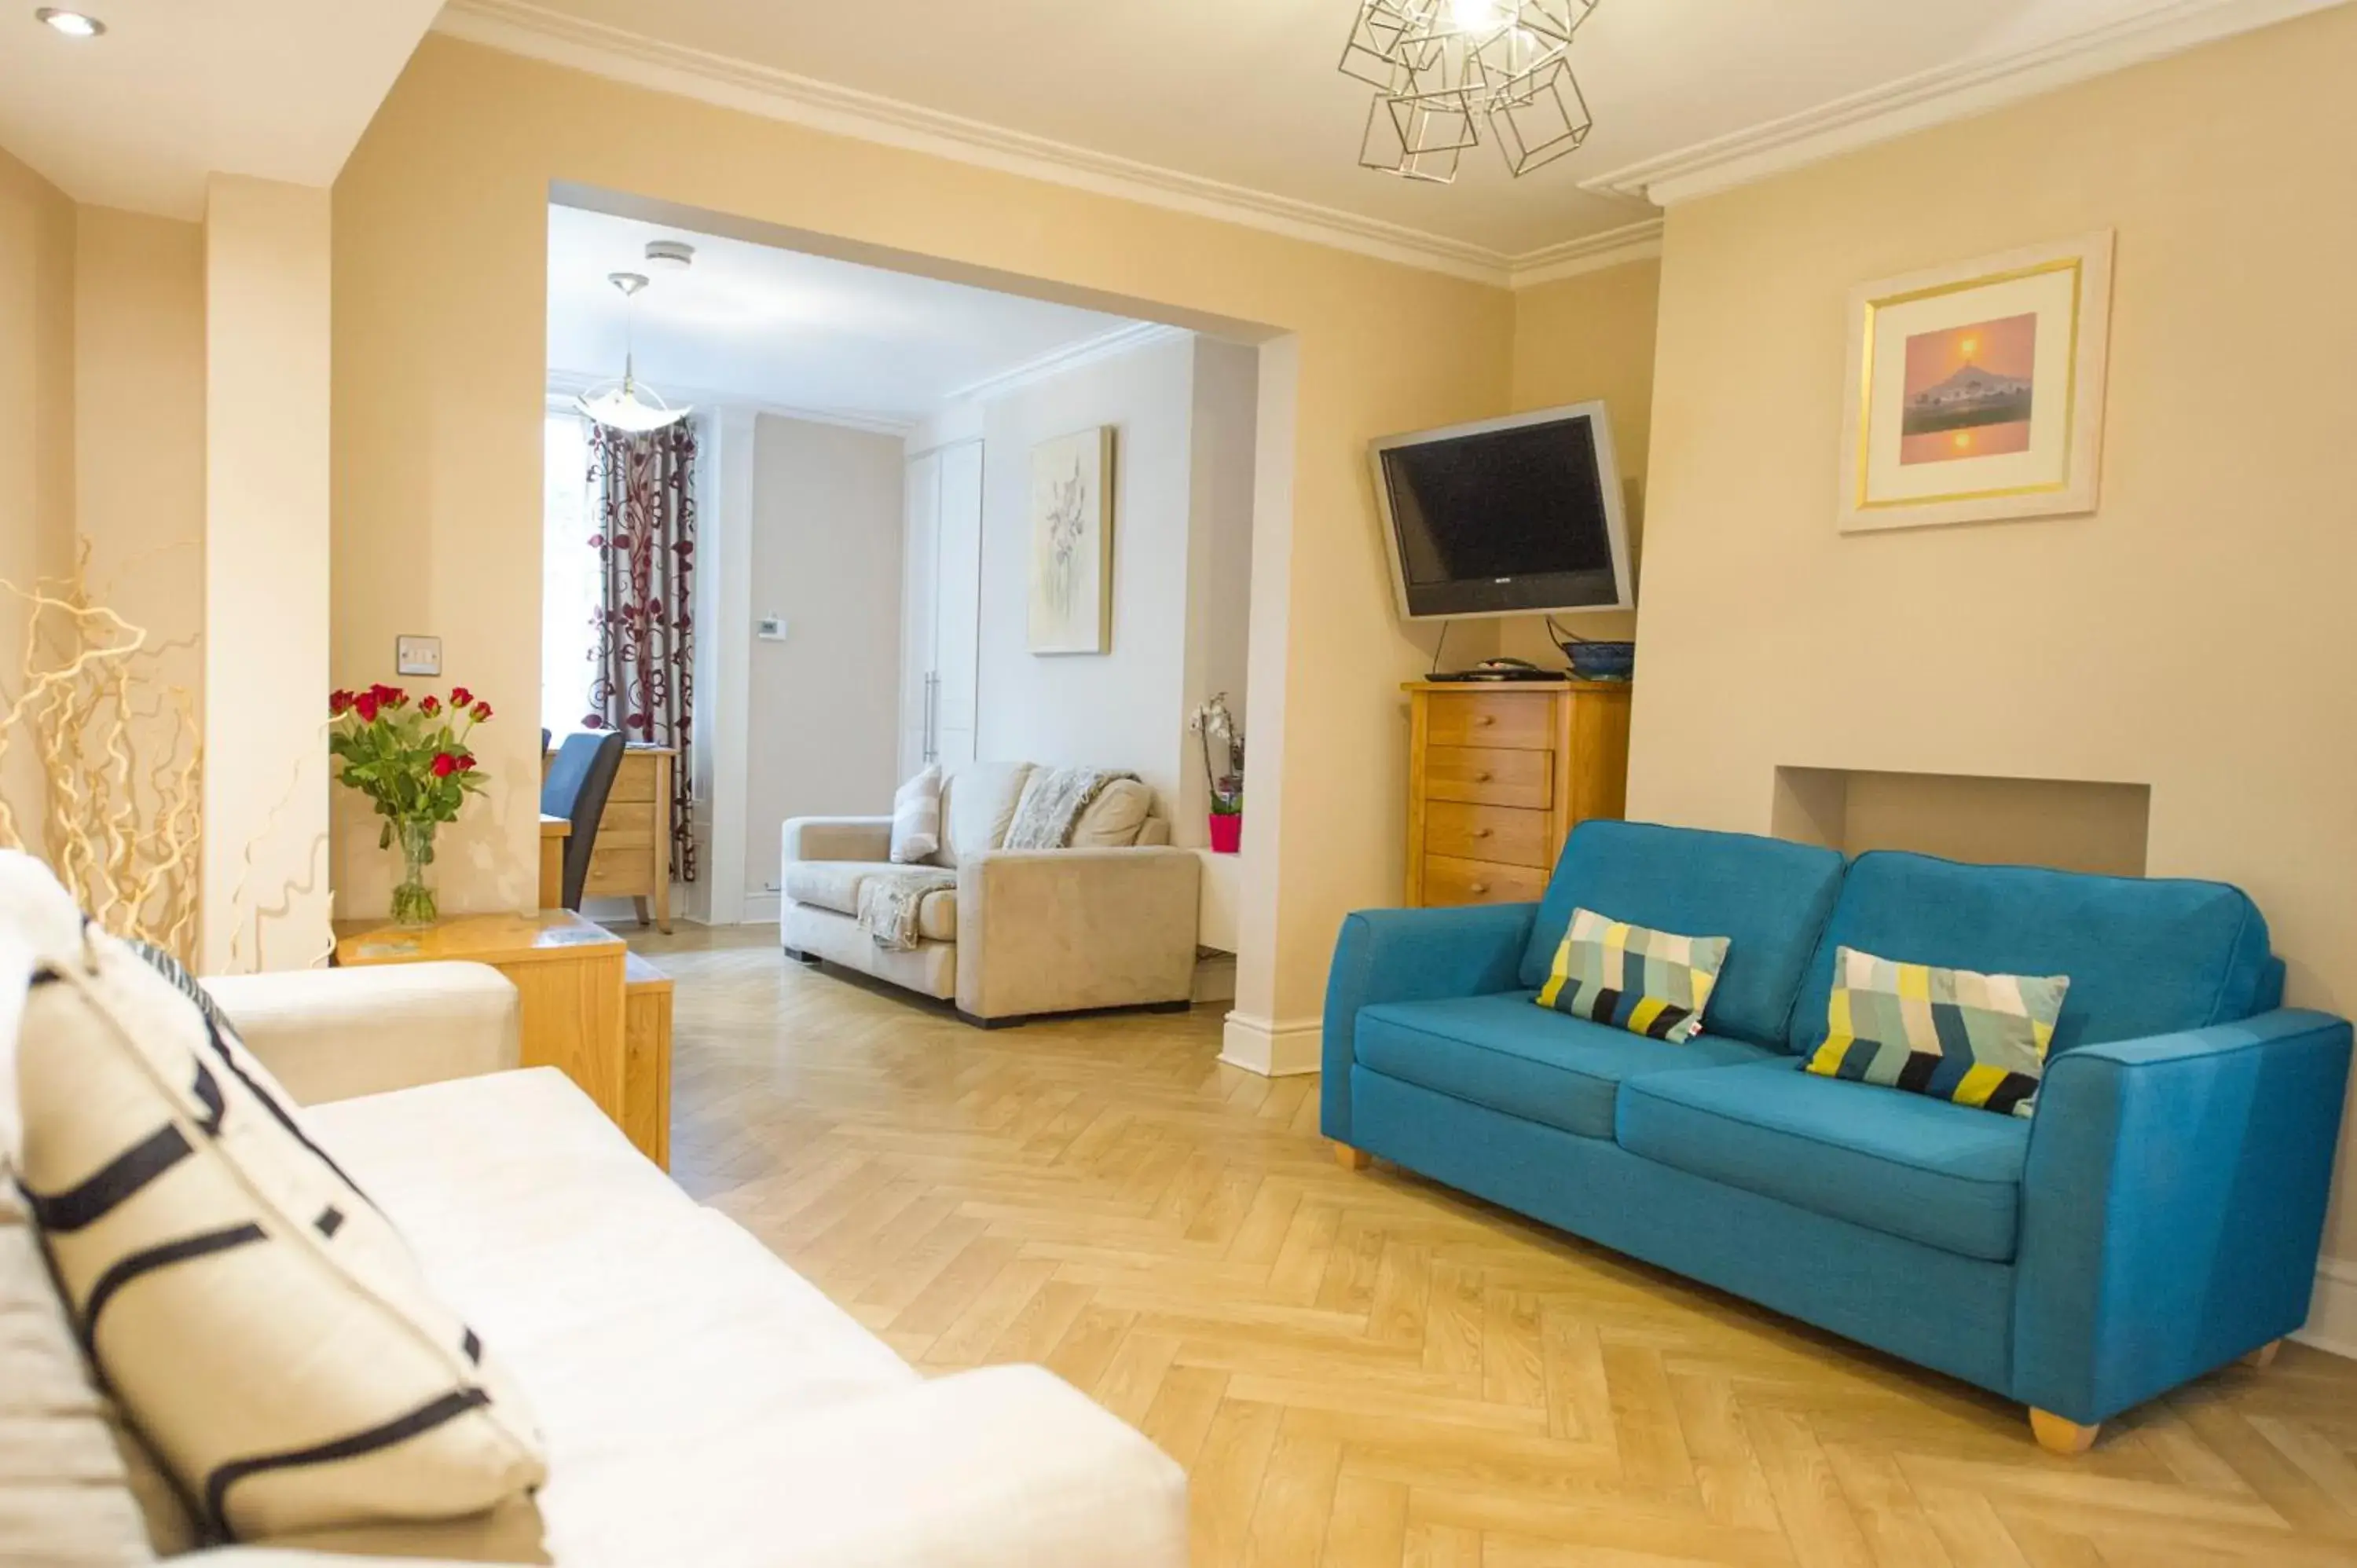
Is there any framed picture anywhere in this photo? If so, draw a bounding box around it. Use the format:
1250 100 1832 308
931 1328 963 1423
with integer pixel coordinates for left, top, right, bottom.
1838 231 2113 533
1028 427 1116 654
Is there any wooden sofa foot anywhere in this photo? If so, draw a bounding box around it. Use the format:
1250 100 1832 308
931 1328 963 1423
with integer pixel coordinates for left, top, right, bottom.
782 946 820 966
2243 1339 2283 1370
2029 1409 2100 1454
1333 1143 1372 1171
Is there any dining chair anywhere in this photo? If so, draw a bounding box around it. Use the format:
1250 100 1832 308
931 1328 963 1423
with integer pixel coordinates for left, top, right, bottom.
541 732 626 912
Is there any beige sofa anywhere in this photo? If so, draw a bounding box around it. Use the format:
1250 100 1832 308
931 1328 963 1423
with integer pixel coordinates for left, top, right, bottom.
781 760 1202 1023
3 961 1188 1567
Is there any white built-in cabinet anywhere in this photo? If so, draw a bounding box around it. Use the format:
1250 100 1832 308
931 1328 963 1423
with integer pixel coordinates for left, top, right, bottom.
899 440 984 779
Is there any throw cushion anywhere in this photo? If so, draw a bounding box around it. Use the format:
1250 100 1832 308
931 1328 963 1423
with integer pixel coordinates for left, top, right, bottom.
934 761 1036 867
4 861 548 1542
1071 779 1153 849
888 765 944 865
1534 907 1730 1045
1802 944 2069 1118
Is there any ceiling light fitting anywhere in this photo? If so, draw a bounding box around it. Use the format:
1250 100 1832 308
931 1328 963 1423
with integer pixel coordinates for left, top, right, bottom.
573 272 693 434
35 7 104 36
1339 0 1598 185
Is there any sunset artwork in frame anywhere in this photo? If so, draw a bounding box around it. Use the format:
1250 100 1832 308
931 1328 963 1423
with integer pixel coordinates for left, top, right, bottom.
1838 232 2114 533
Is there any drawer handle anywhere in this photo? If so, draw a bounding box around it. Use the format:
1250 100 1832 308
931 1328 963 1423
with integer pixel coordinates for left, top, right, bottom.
1469 881 1490 895
1472 828 1494 838
1473 714 1496 727
1474 771 1494 782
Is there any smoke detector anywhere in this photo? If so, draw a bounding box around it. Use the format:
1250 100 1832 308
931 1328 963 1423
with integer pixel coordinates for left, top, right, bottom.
644 240 696 271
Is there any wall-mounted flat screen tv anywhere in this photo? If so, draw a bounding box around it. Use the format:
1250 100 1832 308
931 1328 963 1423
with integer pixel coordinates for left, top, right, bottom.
1369 401 1633 621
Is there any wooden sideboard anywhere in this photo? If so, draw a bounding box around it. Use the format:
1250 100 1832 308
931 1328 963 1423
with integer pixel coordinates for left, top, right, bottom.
542 744 675 933
1402 680 1632 907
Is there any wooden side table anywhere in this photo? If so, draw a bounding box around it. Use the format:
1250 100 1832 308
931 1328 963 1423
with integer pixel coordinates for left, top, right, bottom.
622 952 673 1171
538 814 570 910
332 911 668 1166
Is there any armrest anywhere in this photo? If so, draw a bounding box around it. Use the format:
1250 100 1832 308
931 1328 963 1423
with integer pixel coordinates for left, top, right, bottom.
200 963 520 1106
783 815 894 865
2014 1007 2354 1423
1321 902 1538 1145
956 847 1199 1018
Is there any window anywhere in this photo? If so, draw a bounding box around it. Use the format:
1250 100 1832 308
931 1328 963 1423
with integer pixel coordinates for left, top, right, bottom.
542 411 602 740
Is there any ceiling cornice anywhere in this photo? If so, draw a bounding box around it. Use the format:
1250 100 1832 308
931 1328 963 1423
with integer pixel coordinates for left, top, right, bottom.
434 0 1524 287
939 321 1193 407
1505 220 1664 288
1584 0 2348 207
546 368 918 436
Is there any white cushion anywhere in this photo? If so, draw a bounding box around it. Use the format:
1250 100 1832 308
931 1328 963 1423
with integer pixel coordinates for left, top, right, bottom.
2 853 546 1543
1071 779 1155 848
889 765 944 865
933 762 1035 868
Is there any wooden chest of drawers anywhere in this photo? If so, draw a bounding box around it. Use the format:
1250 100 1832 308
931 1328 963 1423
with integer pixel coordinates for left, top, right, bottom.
1402 680 1632 908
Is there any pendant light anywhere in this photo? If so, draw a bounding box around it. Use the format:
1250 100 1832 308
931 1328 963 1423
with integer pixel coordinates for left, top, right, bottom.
574 271 691 434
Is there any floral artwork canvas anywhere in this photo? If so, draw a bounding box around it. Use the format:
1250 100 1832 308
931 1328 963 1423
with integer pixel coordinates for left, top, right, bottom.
1028 427 1116 654
1838 232 2113 533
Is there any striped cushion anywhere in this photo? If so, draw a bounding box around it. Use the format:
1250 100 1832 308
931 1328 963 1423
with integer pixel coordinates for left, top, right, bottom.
889 764 944 865
4 863 546 1542
1803 945 2069 1118
1535 907 1731 1045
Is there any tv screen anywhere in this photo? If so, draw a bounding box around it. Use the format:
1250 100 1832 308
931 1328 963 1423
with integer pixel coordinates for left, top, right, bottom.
1371 403 1632 620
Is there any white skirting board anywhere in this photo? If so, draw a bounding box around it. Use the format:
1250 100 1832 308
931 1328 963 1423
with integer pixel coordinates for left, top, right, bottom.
2297 1258 2357 1359
1219 1013 1321 1077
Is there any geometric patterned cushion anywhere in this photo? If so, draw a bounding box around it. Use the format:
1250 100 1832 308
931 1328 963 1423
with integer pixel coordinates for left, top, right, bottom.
1802 944 2069 1118
1534 907 1731 1046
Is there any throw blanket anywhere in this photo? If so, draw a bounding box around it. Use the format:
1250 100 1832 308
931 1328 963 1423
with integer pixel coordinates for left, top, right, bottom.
856 867 955 951
1003 768 1137 851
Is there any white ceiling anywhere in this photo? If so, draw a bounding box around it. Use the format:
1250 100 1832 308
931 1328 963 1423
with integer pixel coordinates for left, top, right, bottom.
449 0 2341 263
546 205 1148 428
0 0 444 217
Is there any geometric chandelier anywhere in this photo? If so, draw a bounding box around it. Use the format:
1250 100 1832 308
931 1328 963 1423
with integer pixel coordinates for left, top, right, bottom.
1339 0 1600 184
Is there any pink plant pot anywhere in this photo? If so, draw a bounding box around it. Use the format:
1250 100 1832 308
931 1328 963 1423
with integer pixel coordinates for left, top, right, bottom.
1208 813 1242 854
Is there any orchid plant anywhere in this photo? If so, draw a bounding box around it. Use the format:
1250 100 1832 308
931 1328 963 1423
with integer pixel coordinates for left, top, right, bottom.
1189 693 1244 816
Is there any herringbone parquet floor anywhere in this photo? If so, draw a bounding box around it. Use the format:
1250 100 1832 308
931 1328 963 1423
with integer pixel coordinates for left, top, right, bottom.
632 923 2357 1568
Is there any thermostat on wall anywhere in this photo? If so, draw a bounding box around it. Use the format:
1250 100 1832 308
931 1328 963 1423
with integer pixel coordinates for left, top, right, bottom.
395 635 442 676
757 615 789 641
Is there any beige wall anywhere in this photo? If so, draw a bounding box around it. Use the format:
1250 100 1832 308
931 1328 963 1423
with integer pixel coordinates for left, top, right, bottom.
203 175 332 972
1499 258 1660 664
330 36 1513 1040
1627 6 2357 1261
0 146 76 847
73 205 205 725
744 413 904 892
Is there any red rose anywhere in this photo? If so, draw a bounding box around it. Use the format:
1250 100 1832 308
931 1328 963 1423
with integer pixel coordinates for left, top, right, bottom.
420 695 442 717
470 700 493 722
455 752 477 773
450 687 473 708
353 693 380 723
430 752 458 779
329 690 353 715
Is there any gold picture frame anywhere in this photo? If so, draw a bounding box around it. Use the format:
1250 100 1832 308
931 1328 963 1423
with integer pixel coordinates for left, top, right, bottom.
1838 232 2114 533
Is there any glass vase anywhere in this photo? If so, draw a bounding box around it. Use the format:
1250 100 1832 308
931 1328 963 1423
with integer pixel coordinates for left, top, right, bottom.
390 819 438 926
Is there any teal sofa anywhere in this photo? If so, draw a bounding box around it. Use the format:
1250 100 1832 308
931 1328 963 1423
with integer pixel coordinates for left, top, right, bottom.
1321 820 2352 1450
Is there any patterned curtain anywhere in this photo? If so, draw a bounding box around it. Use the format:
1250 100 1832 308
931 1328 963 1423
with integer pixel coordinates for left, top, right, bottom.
585 422 698 884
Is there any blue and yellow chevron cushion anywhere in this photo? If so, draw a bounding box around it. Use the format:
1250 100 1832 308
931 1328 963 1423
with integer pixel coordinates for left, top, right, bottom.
1804 945 2070 1118
1535 907 1730 1044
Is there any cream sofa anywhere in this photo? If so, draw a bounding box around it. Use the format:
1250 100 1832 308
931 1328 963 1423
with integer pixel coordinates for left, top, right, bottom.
3 961 1188 1567
782 760 1202 1023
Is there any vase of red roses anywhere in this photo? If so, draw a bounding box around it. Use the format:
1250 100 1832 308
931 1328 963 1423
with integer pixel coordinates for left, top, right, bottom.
328 683 494 925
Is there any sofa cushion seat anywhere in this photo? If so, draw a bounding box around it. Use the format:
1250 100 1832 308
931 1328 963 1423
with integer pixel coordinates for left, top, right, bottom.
782 861 955 940
1617 1061 2029 1262
1354 992 1774 1141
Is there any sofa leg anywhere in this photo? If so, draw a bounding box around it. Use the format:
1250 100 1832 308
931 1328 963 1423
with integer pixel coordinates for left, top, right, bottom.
782 945 820 966
1333 1143 1372 1171
2243 1339 2283 1370
2029 1409 2100 1454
